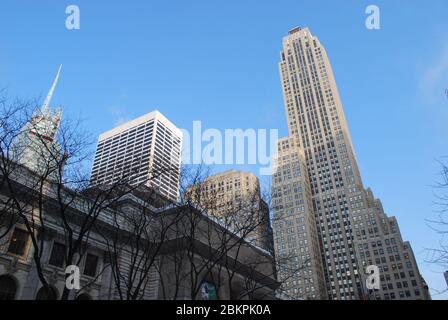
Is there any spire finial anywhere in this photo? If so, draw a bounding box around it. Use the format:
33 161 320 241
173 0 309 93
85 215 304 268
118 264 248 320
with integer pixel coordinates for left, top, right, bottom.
41 64 62 114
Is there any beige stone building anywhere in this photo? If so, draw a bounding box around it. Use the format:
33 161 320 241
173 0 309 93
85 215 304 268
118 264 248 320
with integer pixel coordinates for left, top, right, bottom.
352 189 431 300
272 27 430 300
272 136 327 299
187 170 273 252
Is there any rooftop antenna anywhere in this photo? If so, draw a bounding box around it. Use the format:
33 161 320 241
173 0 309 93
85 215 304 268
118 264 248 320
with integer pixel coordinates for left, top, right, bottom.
41 64 62 114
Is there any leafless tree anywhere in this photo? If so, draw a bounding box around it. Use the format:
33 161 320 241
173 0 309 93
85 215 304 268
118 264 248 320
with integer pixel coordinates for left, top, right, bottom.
0 93 174 300
154 165 308 300
1 93 310 300
95 186 184 300
426 160 448 294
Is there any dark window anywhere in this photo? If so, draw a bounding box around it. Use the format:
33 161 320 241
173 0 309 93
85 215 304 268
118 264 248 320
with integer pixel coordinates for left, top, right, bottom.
49 242 66 268
84 254 99 277
0 276 17 300
36 287 58 300
76 293 92 300
7 228 29 257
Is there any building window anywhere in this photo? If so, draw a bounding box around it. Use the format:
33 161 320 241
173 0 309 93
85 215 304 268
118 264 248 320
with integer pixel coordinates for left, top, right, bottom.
48 242 66 268
83 254 99 277
0 275 17 300
75 293 92 300
36 286 58 300
7 228 30 257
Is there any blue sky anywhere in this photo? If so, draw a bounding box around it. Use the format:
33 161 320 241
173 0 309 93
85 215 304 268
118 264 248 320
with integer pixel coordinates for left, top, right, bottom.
1 0 448 298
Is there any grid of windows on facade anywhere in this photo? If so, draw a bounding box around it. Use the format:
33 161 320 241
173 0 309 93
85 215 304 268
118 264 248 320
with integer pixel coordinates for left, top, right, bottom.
271 27 430 300
356 239 424 299
279 28 363 300
202 172 257 195
190 170 272 251
90 115 182 202
351 209 428 300
195 171 261 219
272 138 327 300
149 120 181 201
91 120 155 186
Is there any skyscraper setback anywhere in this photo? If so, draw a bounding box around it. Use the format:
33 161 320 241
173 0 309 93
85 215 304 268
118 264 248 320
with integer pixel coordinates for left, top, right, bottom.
272 27 430 300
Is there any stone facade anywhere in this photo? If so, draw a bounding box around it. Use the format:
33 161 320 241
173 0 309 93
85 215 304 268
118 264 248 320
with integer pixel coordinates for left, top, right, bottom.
0 170 278 300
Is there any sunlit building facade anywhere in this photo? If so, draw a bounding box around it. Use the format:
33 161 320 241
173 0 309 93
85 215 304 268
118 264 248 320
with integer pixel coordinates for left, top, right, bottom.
272 27 430 300
90 111 182 202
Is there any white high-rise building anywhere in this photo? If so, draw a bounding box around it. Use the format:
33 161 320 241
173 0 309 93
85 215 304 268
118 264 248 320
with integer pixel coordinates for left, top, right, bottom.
90 111 182 202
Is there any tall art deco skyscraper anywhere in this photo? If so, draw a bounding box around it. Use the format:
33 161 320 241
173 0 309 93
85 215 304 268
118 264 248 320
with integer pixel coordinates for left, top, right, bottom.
272 27 430 300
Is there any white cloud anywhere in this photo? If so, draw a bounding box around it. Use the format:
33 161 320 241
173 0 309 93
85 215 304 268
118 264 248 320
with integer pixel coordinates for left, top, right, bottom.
107 105 130 127
420 44 448 102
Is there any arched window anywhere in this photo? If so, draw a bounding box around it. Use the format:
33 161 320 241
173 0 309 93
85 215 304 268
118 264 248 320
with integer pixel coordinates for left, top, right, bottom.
75 293 92 300
36 286 58 300
0 275 17 300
